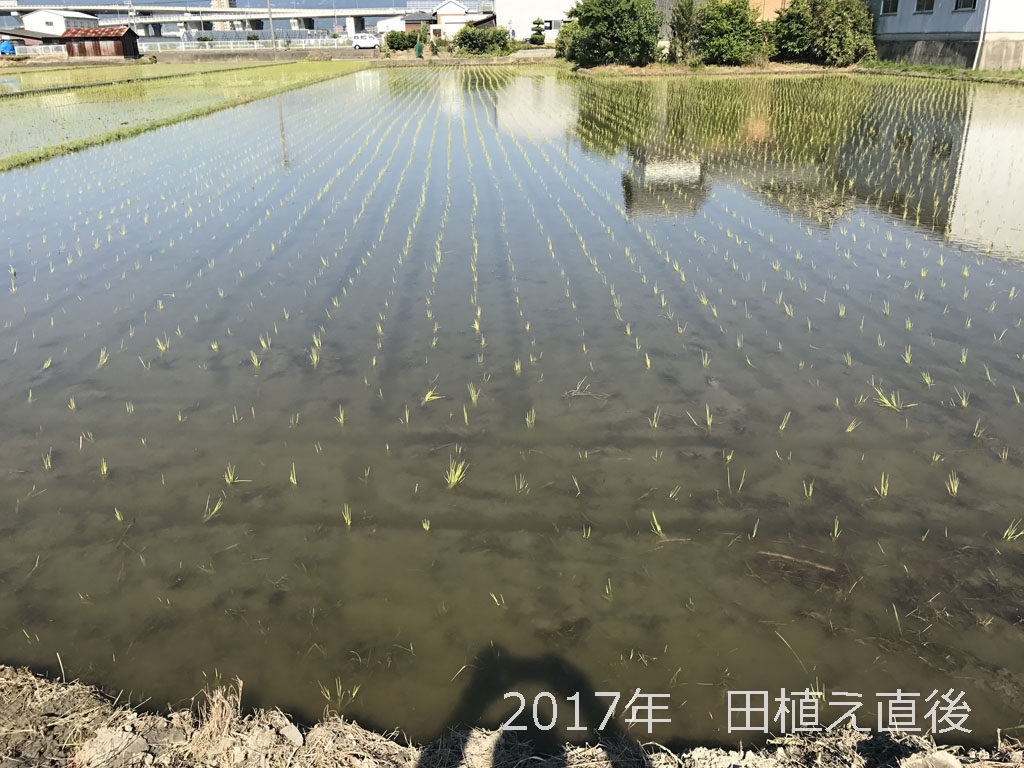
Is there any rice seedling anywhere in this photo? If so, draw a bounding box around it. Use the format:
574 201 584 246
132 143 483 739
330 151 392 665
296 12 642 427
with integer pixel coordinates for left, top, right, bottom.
945 470 960 498
421 519 430 532
778 411 792 432
421 387 444 406
201 494 225 523
873 386 916 412
901 346 912 366
650 511 665 539
467 382 480 406
224 464 250 486
845 419 860 433
100 458 109 480
41 447 53 471
954 387 970 408
289 462 298 487
250 350 260 373
874 472 889 498
686 404 713 435
444 456 468 489
802 479 814 499
342 505 352 527
525 408 536 429
648 406 662 429
97 348 109 368
921 371 934 388
514 474 529 494
1003 520 1024 542
830 517 842 542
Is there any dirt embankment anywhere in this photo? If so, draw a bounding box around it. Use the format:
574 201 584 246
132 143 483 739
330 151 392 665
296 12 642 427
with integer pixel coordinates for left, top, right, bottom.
1 666 1022 768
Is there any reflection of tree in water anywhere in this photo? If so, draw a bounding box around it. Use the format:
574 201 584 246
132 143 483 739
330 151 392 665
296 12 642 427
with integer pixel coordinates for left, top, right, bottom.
570 74 970 232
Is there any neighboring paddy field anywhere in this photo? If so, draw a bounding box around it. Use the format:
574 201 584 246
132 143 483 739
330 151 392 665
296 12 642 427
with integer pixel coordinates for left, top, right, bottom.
0 61 367 169
0 60 270 94
0 66 1022 747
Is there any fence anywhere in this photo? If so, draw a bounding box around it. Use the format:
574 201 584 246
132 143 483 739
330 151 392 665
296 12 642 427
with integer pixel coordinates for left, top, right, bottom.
139 37 351 52
12 44 66 55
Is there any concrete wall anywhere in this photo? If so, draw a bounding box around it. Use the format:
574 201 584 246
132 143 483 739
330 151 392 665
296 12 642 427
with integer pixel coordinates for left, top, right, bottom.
876 37 978 65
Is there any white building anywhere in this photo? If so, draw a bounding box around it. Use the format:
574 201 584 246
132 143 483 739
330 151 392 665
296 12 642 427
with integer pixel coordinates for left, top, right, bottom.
376 15 406 35
492 0 575 42
431 0 494 37
872 0 1024 69
21 9 98 35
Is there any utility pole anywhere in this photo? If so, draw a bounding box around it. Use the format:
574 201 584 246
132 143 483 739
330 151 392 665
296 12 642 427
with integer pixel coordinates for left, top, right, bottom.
266 0 276 51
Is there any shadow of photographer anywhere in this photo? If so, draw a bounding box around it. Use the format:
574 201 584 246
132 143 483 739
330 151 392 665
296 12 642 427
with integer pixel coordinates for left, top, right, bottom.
416 644 655 768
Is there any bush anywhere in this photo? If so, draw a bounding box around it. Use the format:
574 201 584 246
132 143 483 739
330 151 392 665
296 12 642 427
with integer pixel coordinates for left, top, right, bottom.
774 0 874 66
246 33 259 41
452 25 511 55
567 0 662 67
385 30 412 50
530 17 545 45
693 0 767 65
196 35 213 42
554 19 580 59
429 38 439 55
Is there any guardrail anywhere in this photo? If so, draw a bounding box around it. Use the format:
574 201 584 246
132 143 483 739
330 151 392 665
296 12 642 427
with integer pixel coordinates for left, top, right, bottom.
12 44 67 55
139 37 353 52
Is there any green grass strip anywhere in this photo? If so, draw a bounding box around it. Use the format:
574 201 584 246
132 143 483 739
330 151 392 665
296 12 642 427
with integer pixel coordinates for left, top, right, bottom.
0 61 366 173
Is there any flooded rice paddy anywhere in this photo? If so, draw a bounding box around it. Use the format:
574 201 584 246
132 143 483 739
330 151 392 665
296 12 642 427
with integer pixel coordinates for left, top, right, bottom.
1 67 1023 746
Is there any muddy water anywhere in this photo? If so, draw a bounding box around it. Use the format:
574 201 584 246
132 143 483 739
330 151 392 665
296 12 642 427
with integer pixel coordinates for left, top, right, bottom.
1 68 1023 747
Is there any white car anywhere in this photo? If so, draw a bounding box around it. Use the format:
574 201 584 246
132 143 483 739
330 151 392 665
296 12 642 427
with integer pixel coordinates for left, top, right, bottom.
351 33 380 50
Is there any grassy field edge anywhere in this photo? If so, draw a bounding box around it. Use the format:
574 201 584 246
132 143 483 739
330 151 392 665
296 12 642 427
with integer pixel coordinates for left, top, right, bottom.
0 62 366 174
0 664 1015 768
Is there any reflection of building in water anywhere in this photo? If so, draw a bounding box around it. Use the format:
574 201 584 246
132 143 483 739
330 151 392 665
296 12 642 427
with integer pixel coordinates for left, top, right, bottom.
495 75 575 139
622 157 707 217
949 87 1024 255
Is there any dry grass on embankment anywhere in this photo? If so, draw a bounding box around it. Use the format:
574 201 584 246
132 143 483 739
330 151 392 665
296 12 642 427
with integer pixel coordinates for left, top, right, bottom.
1 665 1021 768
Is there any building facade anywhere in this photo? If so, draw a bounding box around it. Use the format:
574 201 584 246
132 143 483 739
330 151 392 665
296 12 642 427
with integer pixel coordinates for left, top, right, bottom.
492 0 574 42
872 0 1024 69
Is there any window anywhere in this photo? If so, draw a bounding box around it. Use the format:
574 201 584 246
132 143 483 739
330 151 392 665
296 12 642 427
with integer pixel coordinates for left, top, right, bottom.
954 0 976 9
44 20 54 26
915 0 933 10
881 0 898 13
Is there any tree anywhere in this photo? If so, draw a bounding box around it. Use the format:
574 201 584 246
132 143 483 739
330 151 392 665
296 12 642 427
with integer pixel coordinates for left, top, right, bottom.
567 0 662 67
668 0 695 62
693 0 764 65
452 25 511 55
530 18 545 45
554 19 580 59
774 0 874 65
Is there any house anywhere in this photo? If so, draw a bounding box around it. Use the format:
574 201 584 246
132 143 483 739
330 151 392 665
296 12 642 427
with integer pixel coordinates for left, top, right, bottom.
376 15 406 36
492 0 574 41
431 0 494 37
403 10 435 32
64 26 140 57
871 0 1024 69
23 9 98 35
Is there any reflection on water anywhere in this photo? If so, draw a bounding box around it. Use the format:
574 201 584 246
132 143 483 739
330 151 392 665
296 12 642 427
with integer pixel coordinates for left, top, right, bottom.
1 69 1023 748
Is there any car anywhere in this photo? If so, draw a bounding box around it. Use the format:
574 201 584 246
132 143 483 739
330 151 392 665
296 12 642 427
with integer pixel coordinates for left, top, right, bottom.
351 33 379 50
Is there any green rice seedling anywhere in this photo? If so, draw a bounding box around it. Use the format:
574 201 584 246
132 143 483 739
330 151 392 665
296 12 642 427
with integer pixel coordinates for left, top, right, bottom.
700 350 710 369
874 472 889 498
999 447 1009 462
1003 520 1024 542
41 447 53 471
250 350 260 373
289 462 297 487
650 511 665 539
97 348 109 369
873 386 916 412
224 464 251 486
905 317 913 332
960 348 968 366
309 347 320 369
921 371 934 389
778 411 791 432
156 335 170 356
514 474 529 494
842 352 853 368
467 382 480 406
901 346 912 366
945 470 959 497
445 456 468 489
802 479 814 499
422 519 431 532
335 407 345 428
830 517 842 542
100 458 109 480
68 397 76 412
525 408 536 429
202 494 225 523
973 419 985 439
686 404 712 435
845 419 860 433
954 387 970 408
749 518 759 539
342 504 352 527
490 592 505 607
603 579 613 602
648 406 662 429
421 387 444 406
